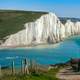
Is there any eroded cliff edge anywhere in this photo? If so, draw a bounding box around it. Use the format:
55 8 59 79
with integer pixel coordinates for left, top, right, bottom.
1 12 80 48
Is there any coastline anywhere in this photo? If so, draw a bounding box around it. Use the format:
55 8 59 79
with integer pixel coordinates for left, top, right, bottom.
0 43 60 50
1 34 80 50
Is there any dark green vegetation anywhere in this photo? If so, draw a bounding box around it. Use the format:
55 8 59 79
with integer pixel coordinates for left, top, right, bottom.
0 10 80 40
0 68 59 80
0 10 47 40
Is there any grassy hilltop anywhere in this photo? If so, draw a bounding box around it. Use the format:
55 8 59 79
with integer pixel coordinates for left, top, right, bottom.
0 10 80 41
0 10 47 40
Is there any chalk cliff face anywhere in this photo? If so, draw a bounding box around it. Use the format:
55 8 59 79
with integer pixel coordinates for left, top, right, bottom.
1 12 80 47
65 20 80 37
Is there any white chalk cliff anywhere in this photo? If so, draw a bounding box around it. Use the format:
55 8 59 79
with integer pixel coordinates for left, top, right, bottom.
1 12 80 47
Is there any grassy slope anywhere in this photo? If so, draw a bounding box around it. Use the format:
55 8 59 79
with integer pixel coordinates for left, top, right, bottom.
0 10 80 40
0 68 59 80
0 10 47 40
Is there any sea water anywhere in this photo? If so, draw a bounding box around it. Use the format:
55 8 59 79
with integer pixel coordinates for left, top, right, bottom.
0 35 80 67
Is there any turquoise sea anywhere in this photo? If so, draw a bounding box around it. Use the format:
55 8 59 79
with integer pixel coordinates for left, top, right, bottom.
0 35 80 67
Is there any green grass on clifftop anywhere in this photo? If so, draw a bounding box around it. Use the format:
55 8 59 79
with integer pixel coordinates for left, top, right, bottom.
0 10 47 40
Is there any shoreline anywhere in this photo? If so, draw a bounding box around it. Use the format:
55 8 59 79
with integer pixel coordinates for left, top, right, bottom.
0 34 80 50
0 42 60 50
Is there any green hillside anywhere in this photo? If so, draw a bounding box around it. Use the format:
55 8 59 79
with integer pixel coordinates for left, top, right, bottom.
0 10 47 40
0 10 79 41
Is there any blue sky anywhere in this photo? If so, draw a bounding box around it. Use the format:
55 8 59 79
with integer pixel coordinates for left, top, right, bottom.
0 0 80 18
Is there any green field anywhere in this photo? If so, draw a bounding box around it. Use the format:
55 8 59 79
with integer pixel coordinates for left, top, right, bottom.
0 10 47 40
0 10 79 41
0 68 59 80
